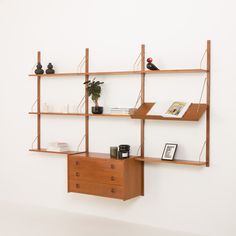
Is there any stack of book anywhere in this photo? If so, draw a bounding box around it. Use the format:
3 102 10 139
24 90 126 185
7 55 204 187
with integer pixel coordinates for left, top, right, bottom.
109 107 131 115
47 142 70 152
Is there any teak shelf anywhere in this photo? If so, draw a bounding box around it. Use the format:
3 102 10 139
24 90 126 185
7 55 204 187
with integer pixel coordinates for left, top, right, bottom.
29 148 81 155
29 112 130 117
130 103 207 121
134 157 206 166
29 41 211 199
29 69 207 77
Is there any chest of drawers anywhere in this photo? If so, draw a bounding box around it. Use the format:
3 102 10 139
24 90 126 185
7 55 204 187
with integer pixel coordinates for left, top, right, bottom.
68 152 143 200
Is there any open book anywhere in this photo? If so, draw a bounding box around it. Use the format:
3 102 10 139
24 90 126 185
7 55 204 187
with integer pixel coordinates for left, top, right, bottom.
148 101 191 118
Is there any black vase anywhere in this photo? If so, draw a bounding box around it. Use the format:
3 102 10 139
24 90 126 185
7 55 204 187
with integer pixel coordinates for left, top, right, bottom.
92 106 103 114
35 63 44 74
46 63 55 74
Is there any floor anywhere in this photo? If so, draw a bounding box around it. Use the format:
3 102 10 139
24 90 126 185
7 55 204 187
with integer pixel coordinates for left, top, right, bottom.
0 202 202 236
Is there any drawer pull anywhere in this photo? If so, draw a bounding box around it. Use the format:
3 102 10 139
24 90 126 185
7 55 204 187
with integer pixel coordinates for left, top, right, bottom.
75 161 80 166
76 183 80 188
75 172 80 177
110 176 115 181
111 188 116 193
110 164 115 169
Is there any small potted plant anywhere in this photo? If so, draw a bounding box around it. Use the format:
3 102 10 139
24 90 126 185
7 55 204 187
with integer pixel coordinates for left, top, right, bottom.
84 78 104 114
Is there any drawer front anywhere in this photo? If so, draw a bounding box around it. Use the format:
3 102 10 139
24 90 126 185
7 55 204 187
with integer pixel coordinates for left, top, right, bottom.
68 157 124 172
68 169 123 186
68 180 124 199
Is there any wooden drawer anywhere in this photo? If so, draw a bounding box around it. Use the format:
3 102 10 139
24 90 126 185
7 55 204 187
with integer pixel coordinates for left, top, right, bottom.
68 180 124 199
68 153 143 200
68 157 124 172
68 169 123 186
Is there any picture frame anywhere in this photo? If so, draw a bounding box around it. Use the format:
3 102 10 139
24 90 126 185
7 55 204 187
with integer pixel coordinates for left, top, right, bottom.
161 143 178 161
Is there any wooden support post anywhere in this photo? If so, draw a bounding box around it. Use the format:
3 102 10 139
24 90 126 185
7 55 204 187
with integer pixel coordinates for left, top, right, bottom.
85 48 89 153
140 44 145 195
37 51 41 150
140 44 145 156
206 40 211 167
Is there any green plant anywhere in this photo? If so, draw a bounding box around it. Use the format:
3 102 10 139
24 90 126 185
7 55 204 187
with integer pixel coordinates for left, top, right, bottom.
84 78 104 107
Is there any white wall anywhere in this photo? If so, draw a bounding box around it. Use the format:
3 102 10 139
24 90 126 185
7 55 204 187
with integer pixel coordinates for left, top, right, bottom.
0 0 235 236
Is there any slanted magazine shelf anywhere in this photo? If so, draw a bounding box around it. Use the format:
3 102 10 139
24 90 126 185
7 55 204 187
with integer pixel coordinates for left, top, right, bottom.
29 41 211 170
130 103 208 121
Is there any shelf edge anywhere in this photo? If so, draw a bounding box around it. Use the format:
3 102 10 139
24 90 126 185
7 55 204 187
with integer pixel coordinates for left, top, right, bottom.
135 157 206 166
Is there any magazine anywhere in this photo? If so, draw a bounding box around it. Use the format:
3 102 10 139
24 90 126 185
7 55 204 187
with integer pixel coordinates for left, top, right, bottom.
148 101 191 118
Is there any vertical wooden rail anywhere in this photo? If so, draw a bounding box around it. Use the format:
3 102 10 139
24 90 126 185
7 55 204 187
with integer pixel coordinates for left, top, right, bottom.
140 44 145 195
206 40 211 167
85 48 89 153
37 51 41 150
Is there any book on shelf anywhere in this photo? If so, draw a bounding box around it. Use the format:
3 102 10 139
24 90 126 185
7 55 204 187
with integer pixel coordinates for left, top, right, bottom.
148 101 191 118
47 142 70 152
108 107 131 115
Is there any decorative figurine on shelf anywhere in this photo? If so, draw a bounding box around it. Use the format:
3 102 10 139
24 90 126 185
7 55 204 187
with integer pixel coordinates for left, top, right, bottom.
46 63 55 74
34 63 44 74
146 57 159 70
84 77 104 114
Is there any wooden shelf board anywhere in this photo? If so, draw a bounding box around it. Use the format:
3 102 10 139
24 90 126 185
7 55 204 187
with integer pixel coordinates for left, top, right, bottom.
144 69 207 74
70 152 138 160
88 71 141 76
135 157 206 166
29 148 82 155
29 69 207 77
29 112 130 117
131 103 207 121
29 72 86 77
89 113 130 117
29 112 86 116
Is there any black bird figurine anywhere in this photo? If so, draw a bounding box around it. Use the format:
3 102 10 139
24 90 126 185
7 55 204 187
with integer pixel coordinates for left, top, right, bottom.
46 63 55 74
35 63 44 74
146 57 159 70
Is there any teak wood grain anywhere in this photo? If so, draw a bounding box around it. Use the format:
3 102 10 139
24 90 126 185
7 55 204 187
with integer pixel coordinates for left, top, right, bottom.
29 69 207 77
28 112 130 117
68 180 124 199
140 44 145 196
37 51 41 150
29 148 81 155
67 153 142 200
206 40 211 167
68 156 124 172
85 48 89 153
69 168 124 186
135 157 206 166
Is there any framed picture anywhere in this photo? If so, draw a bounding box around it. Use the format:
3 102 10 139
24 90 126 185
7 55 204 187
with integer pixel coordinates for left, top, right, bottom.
161 143 178 161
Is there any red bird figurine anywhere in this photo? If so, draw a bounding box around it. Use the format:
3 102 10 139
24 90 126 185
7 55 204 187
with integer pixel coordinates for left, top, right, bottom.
146 57 159 70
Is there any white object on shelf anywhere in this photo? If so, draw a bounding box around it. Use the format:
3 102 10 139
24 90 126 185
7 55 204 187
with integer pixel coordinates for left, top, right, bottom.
47 142 70 152
108 107 131 114
148 101 191 118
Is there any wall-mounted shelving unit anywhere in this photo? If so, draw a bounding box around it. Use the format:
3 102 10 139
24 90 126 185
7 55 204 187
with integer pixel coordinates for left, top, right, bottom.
29 41 211 199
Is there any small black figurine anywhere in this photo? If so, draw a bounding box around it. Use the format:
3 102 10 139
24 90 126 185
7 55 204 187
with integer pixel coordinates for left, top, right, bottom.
46 63 55 74
34 63 44 74
146 57 159 70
